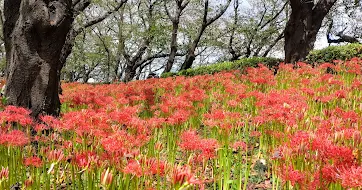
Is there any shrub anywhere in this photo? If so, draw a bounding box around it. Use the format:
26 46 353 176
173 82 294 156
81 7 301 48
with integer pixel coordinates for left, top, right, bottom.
306 43 362 64
161 57 282 78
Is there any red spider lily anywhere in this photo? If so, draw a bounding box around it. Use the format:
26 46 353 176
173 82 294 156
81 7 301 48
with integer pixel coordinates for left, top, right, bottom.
254 89 308 126
321 164 338 183
141 158 166 176
203 109 242 131
337 165 362 188
344 58 362 75
232 141 247 151
311 137 355 165
24 156 43 168
179 130 219 161
166 109 192 125
170 165 204 189
334 90 346 99
351 79 362 89
123 158 166 177
250 131 261 137
0 130 30 147
0 167 8 180
101 130 149 154
123 160 143 177
227 100 239 107
33 124 49 132
0 106 33 126
179 130 200 151
243 64 276 85
279 166 306 187
73 151 100 170
47 149 65 163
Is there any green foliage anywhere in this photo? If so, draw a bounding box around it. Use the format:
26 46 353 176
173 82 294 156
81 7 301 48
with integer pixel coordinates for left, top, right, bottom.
306 43 362 64
161 57 282 78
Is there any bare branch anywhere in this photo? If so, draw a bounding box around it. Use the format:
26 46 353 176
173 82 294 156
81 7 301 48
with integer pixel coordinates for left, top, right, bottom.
73 0 91 15
205 0 232 26
260 1 288 29
263 31 284 57
81 0 127 30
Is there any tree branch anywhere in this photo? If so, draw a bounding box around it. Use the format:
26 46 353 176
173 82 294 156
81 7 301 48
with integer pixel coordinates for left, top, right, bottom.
81 0 127 30
73 0 91 15
260 1 288 29
205 0 232 26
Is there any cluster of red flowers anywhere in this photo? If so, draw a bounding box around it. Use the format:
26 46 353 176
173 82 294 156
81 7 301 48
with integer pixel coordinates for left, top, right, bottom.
0 58 361 189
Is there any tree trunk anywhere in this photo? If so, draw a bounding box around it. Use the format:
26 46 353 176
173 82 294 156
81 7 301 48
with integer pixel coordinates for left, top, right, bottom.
123 65 136 83
284 0 337 63
164 21 179 73
4 0 73 117
180 25 206 70
181 50 196 70
3 0 21 78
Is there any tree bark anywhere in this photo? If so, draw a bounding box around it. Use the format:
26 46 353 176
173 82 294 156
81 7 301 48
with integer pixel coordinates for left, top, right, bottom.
284 0 337 63
3 0 21 78
3 0 125 117
123 64 137 83
4 0 73 117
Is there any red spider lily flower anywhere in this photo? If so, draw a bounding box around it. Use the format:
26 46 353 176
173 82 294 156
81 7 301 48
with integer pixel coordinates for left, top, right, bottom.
0 167 8 180
311 138 355 165
170 165 204 189
47 149 65 163
254 89 308 126
334 90 346 99
101 168 113 186
321 165 338 183
101 136 124 153
179 130 200 151
0 130 30 147
3 105 31 115
227 100 239 107
244 64 276 85
166 109 191 125
250 131 261 137
279 166 305 187
146 117 166 129
179 130 219 161
73 151 100 170
62 140 73 150
101 130 149 154
123 159 143 177
24 156 43 168
171 165 193 185
0 106 33 126
232 141 247 151
143 158 166 176
351 79 362 89
337 165 362 188
33 124 49 132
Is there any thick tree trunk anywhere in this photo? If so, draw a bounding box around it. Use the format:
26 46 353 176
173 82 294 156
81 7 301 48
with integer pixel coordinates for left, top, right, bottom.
284 0 337 63
3 0 21 78
123 65 136 83
4 0 72 117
